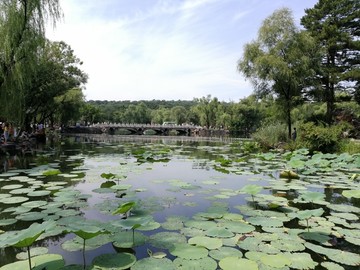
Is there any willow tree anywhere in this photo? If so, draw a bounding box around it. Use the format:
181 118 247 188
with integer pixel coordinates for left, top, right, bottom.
0 0 61 125
238 8 320 138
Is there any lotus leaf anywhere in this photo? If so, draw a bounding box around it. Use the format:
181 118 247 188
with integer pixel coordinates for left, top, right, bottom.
112 201 136 215
246 216 283 227
16 247 48 260
62 234 111 252
284 252 318 269
342 189 360 199
241 184 262 196
149 232 187 249
205 227 234 238
270 239 305 252
1 196 29 204
222 220 255 233
320 262 345 270
28 190 51 197
91 253 136 270
131 257 175 270
209 246 242 260
161 218 184 230
188 236 223 249
21 200 48 208
0 218 17 226
180 227 206 238
344 236 360 246
299 232 331 246
173 257 217 270
1 184 23 190
0 254 64 270
10 188 35 195
137 221 161 231
330 212 358 221
112 231 147 248
16 212 48 221
222 213 244 221
290 208 324 220
304 242 360 266
219 257 258 270
184 220 217 231
260 254 291 268
245 251 266 261
169 243 208 259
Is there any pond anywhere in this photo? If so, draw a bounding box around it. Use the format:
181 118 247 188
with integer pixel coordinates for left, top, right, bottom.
0 134 359 270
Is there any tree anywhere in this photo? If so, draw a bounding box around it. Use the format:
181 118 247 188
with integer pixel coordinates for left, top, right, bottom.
238 8 320 138
301 0 360 123
194 95 219 128
171 106 187 125
54 88 85 125
0 0 61 124
229 95 263 137
24 40 87 129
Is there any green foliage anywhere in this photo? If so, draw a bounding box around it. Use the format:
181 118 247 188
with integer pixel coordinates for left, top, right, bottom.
0 0 62 125
339 140 360 154
238 8 320 138
297 122 350 153
252 122 288 150
301 0 360 123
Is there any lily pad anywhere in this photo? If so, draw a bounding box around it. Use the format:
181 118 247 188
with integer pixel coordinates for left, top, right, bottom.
91 253 136 270
131 257 175 270
188 236 223 250
260 254 291 268
169 243 208 259
219 257 258 270
173 257 217 270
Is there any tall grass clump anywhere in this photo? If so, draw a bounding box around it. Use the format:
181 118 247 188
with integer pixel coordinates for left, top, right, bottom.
252 122 288 150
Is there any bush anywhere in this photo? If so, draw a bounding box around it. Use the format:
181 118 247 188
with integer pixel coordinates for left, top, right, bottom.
339 140 360 154
252 122 288 150
297 122 351 153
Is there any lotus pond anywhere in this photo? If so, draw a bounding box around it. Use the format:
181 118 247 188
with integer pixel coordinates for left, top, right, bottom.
0 135 359 270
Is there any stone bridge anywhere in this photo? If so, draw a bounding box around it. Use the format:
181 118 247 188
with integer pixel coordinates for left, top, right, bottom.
64 123 201 136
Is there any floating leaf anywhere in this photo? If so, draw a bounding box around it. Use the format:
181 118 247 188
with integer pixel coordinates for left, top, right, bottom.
173 257 217 270
219 257 258 270
131 257 175 270
188 236 223 250
91 253 136 270
260 254 291 268
169 243 208 259
304 242 360 266
342 189 360 199
241 184 262 196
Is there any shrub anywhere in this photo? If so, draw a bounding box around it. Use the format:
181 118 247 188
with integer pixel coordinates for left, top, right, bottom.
252 122 288 150
297 122 350 153
339 139 360 154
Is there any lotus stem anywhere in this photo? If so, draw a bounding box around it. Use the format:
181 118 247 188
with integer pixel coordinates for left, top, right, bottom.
83 239 86 270
306 219 309 232
27 246 32 270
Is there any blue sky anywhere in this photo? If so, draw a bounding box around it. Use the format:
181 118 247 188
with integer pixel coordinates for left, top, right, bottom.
46 0 319 102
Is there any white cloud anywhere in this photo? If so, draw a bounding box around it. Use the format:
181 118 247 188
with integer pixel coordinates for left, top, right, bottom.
46 0 318 102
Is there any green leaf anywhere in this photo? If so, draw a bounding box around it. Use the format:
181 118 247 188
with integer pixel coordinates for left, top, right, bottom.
241 184 262 196
219 257 258 270
112 201 136 215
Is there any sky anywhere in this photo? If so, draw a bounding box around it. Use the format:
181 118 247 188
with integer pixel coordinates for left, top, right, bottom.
46 0 319 102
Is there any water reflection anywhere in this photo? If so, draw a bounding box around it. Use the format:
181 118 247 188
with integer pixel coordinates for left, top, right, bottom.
0 135 359 269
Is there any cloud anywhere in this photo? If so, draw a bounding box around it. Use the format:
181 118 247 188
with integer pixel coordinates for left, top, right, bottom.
46 0 318 102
